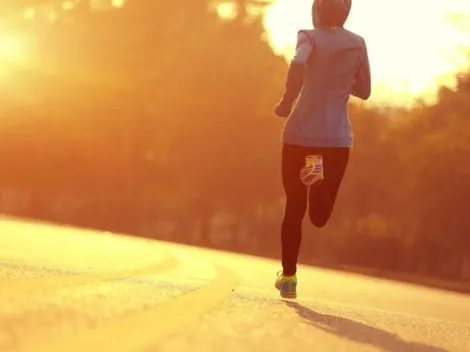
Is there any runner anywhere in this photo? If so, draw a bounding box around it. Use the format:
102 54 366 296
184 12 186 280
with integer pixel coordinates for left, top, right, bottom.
274 0 371 299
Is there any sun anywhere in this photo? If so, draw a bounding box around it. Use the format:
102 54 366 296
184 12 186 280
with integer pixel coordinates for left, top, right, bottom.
0 33 28 76
263 0 470 106
0 35 26 61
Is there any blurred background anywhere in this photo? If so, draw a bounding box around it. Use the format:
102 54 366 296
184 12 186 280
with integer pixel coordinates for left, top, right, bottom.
1 0 470 283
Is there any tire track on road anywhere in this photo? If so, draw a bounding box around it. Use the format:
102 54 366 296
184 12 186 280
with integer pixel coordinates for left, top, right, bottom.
0 253 180 301
24 264 238 352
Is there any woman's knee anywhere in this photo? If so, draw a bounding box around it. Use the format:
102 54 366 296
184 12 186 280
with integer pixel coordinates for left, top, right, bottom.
309 210 330 228
284 201 307 223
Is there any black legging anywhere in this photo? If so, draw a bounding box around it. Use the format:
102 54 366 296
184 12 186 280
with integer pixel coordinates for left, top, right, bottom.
281 143 350 275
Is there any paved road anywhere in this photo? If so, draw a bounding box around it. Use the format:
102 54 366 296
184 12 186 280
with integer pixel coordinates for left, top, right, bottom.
0 217 469 352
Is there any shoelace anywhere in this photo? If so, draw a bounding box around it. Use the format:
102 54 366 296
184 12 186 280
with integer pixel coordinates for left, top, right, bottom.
278 271 297 280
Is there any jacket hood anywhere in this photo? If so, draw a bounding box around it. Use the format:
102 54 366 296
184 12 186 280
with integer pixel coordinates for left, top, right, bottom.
312 0 352 28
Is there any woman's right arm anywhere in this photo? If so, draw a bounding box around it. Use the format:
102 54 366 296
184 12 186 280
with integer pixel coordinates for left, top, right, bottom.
351 38 371 100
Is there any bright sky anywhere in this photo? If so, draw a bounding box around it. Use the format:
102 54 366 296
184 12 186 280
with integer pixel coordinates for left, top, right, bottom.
263 0 470 106
0 0 469 107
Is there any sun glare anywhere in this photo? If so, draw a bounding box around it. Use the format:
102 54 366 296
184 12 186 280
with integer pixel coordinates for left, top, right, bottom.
263 0 470 106
216 3 237 20
111 0 127 8
0 33 30 78
0 36 25 62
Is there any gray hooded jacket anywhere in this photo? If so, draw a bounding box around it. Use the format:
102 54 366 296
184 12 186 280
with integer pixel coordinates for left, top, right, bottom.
279 0 371 147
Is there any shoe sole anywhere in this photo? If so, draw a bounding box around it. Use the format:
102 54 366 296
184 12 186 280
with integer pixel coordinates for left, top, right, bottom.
300 163 323 186
280 292 297 299
300 172 323 186
275 283 297 299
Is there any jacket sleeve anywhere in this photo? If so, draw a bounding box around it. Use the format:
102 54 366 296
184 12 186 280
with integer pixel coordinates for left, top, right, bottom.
276 31 313 113
351 38 371 100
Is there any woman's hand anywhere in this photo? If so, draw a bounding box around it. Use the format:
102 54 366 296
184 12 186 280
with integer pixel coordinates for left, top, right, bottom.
274 103 291 118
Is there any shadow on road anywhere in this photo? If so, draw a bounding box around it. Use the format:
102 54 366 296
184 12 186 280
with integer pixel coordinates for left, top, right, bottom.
284 301 449 352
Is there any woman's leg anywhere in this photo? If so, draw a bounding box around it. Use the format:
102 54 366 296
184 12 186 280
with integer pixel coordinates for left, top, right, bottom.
281 144 309 276
308 147 350 227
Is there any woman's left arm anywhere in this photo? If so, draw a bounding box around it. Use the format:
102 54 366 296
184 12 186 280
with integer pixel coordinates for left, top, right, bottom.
274 30 313 117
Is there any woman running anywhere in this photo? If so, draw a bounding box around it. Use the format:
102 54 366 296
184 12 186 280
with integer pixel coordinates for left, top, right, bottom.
274 0 371 299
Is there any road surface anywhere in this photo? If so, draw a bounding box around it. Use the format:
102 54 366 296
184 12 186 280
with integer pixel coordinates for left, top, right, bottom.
0 217 469 352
